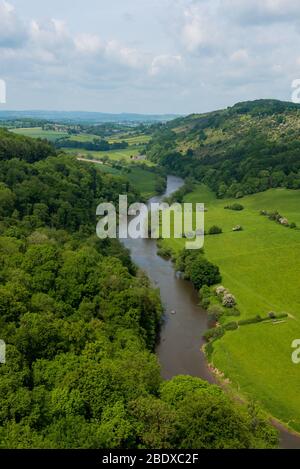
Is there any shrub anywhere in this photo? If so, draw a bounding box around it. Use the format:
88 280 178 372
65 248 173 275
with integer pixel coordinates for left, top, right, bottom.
225 307 241 317
290 222 297 229
238 315 263 326
157 246 172 259
208 225 223 235
275 312 288 319
215 285 227 297
199 285 211 308
222 293 236 308
205 341 214 359
224 321 238 331
181 252 221 290
207 304 224 322
203 326 225 341
224 203 244 211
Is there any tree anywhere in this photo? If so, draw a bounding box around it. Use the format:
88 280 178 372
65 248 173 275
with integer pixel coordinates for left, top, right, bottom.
208 225 223 235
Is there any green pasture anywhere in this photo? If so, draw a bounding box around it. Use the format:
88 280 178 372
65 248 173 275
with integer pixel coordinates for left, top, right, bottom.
67 133 100 142
78 158 158 199
161 184 300 430
11 127 68 141
108 134 151 145
64 147 154 166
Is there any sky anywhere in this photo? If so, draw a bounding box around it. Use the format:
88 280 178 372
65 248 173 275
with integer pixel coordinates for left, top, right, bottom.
1 0 300 114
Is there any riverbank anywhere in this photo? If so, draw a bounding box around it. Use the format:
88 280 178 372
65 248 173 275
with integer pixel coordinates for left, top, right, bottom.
159 179 300 446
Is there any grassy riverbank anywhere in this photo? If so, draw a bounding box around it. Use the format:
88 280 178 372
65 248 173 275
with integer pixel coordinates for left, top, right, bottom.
161 184 300 431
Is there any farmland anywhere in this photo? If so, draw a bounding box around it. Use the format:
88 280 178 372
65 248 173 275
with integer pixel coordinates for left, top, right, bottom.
11 127 69 141
67 147 150 163
161 184 300 431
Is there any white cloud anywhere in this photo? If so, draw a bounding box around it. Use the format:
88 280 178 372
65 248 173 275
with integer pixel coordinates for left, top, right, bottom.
223 0 300 24
75 34 102 54
150 54 183 76
230 49 249 62
180 3 220 53
105 40 142 68
0 1 27 47
1 0 300 112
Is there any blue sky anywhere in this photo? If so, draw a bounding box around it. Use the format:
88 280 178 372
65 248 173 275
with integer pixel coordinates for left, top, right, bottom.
1 0 300 113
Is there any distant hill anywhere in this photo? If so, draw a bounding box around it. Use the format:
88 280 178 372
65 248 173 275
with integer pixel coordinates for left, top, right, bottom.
0 110 180 124
147 99 300 198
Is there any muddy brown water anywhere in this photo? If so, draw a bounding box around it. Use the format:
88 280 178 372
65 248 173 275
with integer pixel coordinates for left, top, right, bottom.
121 175 300 449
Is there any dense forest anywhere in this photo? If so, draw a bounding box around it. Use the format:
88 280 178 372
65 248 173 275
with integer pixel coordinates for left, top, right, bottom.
147 99 300 198
0 128 278 448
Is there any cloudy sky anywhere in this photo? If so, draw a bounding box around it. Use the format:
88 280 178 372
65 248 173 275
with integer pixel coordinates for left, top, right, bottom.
1 0 300 113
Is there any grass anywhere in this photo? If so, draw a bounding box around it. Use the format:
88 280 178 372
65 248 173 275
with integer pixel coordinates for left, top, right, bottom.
11 127 69 141
67 133 100 142
11 128 150 146
64 147 155 166
108 134 151 145
77 158 158 199
125 167 158 198
161 184 300 430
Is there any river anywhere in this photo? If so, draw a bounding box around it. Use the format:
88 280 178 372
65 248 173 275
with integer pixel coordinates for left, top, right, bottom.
121 174 300 449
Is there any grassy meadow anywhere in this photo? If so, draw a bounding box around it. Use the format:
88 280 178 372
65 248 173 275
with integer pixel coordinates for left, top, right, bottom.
108 134 151 145
11 127 69 141
69 147 148 162
78 159 159 199
161 184 300 430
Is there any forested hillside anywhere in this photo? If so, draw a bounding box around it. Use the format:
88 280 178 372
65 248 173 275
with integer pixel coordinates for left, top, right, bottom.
0 130 277 448
147 99 300 198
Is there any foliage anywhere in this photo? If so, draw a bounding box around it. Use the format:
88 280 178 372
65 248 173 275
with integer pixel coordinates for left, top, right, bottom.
208 225 223 235
146 99 300 198
0 130 278 448
175 250 221 290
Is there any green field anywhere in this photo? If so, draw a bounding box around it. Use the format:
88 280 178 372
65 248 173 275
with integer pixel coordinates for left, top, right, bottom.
108 134 151 145
161 184 300 431
65 146 155 166
67 133 100 142
78 159 159 199
11 127 69 141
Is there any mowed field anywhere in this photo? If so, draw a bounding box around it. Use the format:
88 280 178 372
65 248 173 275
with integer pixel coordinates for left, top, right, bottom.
161 184 300 431
108 134 151 145
79 159 159 199
11 127 69 141
66 147 154 166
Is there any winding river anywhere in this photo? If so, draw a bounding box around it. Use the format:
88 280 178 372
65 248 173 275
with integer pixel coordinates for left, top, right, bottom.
121 174 300 449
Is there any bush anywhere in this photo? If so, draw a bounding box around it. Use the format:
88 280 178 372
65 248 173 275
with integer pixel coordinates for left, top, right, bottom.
208 225 223 235
199 285 211 309
224 203 244 211
290 222 297 229
179 251 221 290
275 312 288 319
203 326 225 341
207 304 224 322
215 285 227 296
222 293 236 308
205 341 214 359
238 315 264 326
157 246 173 259
224 321 238 331
225 307 241 317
